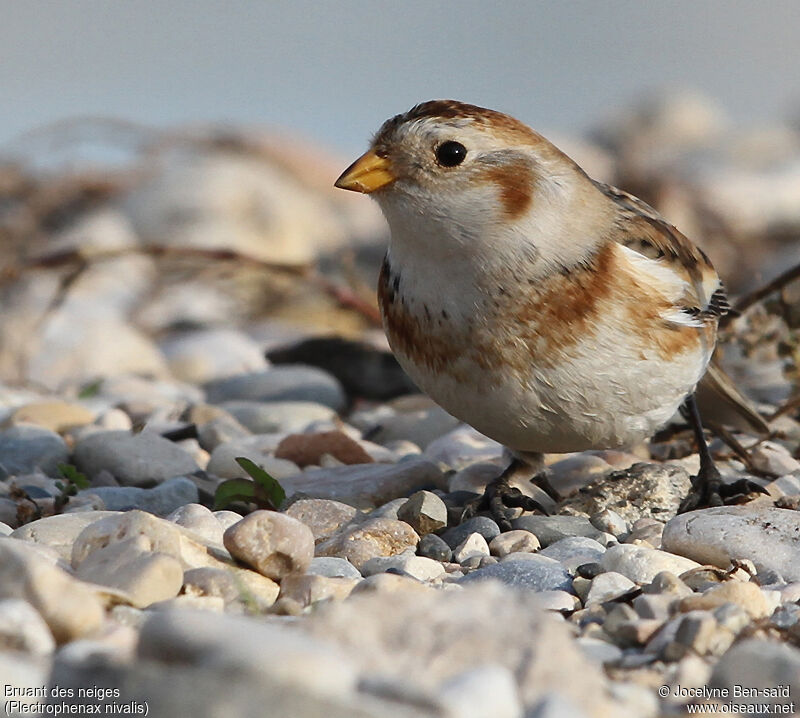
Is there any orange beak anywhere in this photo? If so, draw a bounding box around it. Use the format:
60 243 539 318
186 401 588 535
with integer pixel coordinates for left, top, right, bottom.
334 150 395 193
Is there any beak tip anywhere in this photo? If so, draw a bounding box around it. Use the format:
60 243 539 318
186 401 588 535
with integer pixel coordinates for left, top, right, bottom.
334 150 395 194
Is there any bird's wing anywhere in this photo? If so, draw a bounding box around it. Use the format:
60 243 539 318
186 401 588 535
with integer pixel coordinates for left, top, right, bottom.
594 181 728 324
596 182 767 434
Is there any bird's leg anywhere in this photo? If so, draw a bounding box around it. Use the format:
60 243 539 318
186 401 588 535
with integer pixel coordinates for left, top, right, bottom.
678 393 768 513
462 454 553 531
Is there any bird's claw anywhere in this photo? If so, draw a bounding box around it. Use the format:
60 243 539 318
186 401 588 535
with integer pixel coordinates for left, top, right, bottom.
461 478 550 531
678 468 768 514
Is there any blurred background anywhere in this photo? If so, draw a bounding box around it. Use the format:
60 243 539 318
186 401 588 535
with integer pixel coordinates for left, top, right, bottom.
1 0 799 400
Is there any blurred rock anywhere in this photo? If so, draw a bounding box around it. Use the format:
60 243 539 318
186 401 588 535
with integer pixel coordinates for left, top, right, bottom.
160 328 268 384
74 430 200 486
80 475 199 514
267 336 417 400
0 425 69 478
280 458 444 509
218 399 336 434
205 366 346 411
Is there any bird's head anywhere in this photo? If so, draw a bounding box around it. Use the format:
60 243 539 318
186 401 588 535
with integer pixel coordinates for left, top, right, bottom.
335 100 604 270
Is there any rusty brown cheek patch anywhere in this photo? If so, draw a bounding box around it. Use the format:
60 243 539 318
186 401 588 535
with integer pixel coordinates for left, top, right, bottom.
480 160 534 220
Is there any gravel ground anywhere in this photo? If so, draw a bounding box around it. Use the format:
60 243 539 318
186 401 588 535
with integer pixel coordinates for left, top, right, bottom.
2 93 800 717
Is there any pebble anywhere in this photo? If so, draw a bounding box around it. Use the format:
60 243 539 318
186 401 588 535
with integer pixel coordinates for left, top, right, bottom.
0 539 104 643
279 458 444 509
547 453 614 497
213 510 243 531
510 515 605 547
643 571 693 597
81 475 199 515
182 566 279 612
589 509 628 537
453 533 491 564
423 425 504 467
665 611 723 659
458 556 573 592
278 574 360 606
489 530 541 557
137 609 358 698
576 637 624 665
679 580 772 619
315 517 420 571
662 505 800 581
441 516 501 549
306 556 362 579
539 537 606 573
361 552 445 581
710 639 800 712
531 590 581 613
159 327 268 384
749 441 800 475
74 535 184 608
285 498 359 543
167 503 225 544
275 430 374 467
396 490 448 535
204 366 347 411
11 510 118 562
219 400 336 434
600 543 700 584
438 664 522 718
352 572 434 596
71 509 228 571
73 430 200 486
5 401 95 433
370 405 462 451
633 593 677 620
585 572 638 605
206 440 299 480
562 462 691 522
771 602 800 629
304 581 613 716
223 510 314 580
624 518 664 547
0 598 56 654
0 425 70 478
417 533 452 562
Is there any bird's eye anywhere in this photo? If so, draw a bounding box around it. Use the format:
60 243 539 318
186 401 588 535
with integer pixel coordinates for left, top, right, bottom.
435 141 467 167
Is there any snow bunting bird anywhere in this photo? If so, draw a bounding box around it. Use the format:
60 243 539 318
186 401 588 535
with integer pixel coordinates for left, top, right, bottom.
335 100 764 526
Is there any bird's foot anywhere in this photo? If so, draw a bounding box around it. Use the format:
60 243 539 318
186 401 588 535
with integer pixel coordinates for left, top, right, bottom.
678 464 769 514
462 476 551 531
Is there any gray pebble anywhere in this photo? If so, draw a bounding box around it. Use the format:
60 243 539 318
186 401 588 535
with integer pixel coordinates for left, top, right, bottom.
539 537 606 573
205 366 346 411
306 557 362 579
511 515 604 547
0 425 69 478
80 476 198 515
458 556 573 592
441 516 500 549
417 534 452 562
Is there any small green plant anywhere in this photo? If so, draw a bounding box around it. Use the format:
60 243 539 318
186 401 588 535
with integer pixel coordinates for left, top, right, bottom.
54 463 90 512
212 457 286 512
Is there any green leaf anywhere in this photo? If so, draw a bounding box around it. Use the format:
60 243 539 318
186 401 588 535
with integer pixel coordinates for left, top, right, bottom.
57 464 90 490
234 457 286 509
77 378 103 399
213 478 258 511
